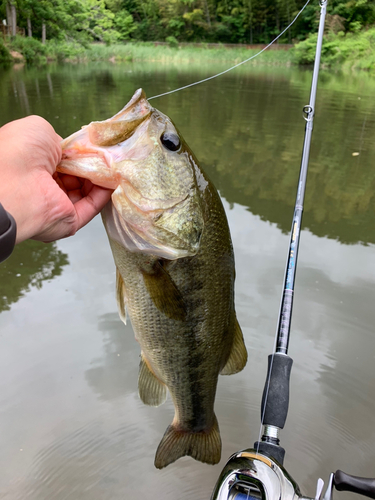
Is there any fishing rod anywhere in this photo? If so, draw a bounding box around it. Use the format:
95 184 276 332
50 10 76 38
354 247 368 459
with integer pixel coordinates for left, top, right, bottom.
210 1 375 499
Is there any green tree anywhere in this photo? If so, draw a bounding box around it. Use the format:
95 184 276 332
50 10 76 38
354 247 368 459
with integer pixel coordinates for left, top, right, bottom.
113 9 136 39
1 0 120 43
1 0 375 48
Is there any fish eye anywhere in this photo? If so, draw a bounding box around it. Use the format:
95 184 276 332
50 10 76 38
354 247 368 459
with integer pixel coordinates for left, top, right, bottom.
160 132 181 152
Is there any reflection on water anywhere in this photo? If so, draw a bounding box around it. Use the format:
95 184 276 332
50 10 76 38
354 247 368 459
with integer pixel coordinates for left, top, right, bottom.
1 63 375 245
1 62 375 499
85 312 139 402
0 240 68 312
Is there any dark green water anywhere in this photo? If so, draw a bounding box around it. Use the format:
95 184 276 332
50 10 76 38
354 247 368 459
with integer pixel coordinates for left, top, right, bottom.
1 61 375 500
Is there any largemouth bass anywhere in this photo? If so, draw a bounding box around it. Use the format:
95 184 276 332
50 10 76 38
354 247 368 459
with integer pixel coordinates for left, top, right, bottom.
58 89 247 468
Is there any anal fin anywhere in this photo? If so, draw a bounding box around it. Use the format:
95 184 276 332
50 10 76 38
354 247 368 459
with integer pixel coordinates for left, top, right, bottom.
220 316 247 375
154 415 221 469
139 354 167 407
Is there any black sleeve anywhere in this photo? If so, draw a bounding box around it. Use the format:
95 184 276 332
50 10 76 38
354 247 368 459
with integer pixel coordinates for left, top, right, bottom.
0 203 17 263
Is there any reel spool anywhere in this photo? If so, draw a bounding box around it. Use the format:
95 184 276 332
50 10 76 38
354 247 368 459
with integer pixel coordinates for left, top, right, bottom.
211 450 300 500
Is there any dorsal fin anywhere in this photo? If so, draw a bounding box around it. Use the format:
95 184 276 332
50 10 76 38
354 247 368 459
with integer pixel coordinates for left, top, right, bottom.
88 88 152 146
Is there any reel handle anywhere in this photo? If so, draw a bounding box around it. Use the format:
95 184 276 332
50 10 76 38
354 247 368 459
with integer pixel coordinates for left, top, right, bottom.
334 470 375 499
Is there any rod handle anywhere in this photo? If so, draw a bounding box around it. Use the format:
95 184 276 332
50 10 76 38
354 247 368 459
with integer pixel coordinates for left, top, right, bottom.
261 353 293 428
334 470 375 498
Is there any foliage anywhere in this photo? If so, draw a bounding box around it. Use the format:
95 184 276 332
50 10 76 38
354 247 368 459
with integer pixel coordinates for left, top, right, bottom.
165 35 178 47
0 0 374 67
83 0 119 43
0 0 119 44
7 34 87 63
0 39 12 63
1 0 374 48
113 0 375 43
328 0 375 32
113 8 136 39
8 34 47 64
293 27 375 70
44 38 87 62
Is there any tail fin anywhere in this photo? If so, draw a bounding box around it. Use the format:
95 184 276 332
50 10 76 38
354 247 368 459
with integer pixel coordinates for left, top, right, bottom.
154 415 221 469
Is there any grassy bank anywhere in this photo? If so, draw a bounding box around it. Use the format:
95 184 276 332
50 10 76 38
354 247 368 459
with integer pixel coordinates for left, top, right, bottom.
0 37 87 65
0 37 293 66
1 29 375 71
84 42 293 65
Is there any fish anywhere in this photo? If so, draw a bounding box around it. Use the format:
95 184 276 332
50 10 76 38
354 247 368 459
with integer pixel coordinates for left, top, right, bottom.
58 89 247 468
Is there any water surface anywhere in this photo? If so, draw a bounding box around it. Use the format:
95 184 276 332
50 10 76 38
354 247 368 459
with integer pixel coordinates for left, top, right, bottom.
1 61 375 500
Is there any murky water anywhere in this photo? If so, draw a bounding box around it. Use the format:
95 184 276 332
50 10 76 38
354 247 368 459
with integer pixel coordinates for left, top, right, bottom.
1 60 375 500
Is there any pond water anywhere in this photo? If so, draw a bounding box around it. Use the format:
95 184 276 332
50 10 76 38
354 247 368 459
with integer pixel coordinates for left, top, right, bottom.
1 60 375 500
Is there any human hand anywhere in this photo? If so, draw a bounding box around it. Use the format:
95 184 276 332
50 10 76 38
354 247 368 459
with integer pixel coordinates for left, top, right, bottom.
0 116 113 244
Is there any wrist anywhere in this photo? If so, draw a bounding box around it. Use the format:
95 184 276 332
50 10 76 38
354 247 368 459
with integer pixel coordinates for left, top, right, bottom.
0 203 17 263
0 172 51 243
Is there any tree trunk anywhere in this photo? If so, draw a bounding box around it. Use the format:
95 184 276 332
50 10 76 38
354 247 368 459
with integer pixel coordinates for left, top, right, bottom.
275 6 280 42
27 17 32 37
249 0 253 44
6 1 17 36
203 0 211 27
42 23 46 44
11 3 16 36
85 26 103 42
6 2 11 30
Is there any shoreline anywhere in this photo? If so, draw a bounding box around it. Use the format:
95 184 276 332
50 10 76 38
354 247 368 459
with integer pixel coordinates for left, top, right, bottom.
1 31 375 72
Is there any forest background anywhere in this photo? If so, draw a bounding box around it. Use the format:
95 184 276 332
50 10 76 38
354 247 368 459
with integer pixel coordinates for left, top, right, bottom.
0 0 375 68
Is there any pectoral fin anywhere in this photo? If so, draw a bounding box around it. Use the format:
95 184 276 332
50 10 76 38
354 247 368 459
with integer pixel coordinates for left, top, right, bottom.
220 316 247 375
142 261 186 321
116 268 127 325
139 354 167 407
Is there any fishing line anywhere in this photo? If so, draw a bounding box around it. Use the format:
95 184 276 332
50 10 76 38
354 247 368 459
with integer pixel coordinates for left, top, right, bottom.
148 0 311 101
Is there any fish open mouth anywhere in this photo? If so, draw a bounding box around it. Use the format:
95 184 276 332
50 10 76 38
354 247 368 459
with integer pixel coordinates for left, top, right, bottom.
58 135 118 190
